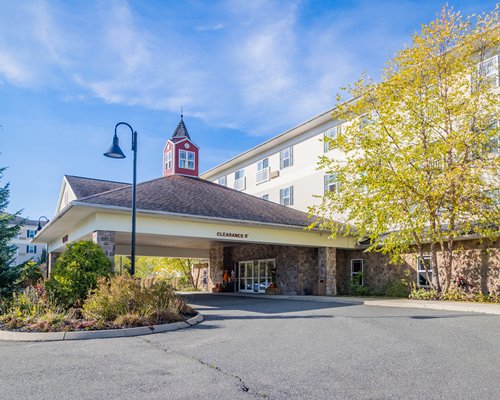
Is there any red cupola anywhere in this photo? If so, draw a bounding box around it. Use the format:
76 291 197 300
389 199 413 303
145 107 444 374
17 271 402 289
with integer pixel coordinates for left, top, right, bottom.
163 115 199 177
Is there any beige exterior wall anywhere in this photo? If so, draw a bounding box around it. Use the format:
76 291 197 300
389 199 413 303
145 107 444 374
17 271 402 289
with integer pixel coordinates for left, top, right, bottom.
203 114 345 213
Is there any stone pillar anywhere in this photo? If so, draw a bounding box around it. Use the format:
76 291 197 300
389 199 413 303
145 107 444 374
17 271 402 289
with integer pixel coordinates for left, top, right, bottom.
47 252 59 276
92 230 116 269
208 246 224 291
318 247 337 296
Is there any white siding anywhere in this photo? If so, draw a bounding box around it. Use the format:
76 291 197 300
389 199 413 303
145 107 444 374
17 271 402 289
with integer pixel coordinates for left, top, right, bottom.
205 118 345 213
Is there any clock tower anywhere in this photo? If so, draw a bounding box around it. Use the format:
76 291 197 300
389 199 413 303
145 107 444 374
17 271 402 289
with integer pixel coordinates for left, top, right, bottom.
163 115 199 177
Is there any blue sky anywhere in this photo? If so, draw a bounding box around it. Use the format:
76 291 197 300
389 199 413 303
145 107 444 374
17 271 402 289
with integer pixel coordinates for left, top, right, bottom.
0 0 497 219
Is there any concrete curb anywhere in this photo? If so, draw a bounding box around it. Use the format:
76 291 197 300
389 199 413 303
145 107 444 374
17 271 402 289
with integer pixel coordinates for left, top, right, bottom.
213 293 500 315
0 313 204 342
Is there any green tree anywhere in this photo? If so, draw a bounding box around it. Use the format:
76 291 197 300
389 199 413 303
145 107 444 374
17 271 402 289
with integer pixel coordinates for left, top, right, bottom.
0 166 22 297
312 7 499 292
46 241 113 308
118 256 204 289
16 260 43 288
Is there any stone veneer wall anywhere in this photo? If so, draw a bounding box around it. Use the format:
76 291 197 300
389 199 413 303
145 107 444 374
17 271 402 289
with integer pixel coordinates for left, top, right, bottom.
318 247 337 295
92 230 116 269
336 239 500 295
223 244 319 295
208 246 224 291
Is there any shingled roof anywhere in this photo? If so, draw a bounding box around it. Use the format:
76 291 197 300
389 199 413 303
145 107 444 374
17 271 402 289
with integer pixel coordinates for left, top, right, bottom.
171 116 191 140
65 175 129 199
76 175 317 228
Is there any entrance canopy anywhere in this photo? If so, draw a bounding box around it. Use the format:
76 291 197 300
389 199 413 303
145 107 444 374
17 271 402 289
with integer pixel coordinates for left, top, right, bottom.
33 174 356 257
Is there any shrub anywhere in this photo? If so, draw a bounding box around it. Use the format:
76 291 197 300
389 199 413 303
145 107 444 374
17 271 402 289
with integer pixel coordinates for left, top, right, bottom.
16 260 43 288
441 289 466 301
0 283 65 330
83 276 185 327
384 279 410 298
409 288 439 300
45 241 113 308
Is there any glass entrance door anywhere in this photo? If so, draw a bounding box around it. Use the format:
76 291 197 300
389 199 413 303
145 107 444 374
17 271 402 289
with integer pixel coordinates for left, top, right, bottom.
238 259 274 293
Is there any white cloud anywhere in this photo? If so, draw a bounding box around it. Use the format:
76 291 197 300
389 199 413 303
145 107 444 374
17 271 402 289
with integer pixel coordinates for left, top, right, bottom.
0 0 462 138
195 23 225 32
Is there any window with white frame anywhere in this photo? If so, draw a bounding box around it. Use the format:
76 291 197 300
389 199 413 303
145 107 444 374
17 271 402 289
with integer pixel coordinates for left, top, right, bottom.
324 125 342 153
261 194 269 200
417 255 433 288
279 186 294 206
324 174 340 194
357 112 377 145
26 245 37 254
165 151 172 171
279 147 293 169
217 176 227 186
234 169 246 191
26 230 36 238
477 54 499 87
256 158 270 184
351 259 364 286
179 150 195 170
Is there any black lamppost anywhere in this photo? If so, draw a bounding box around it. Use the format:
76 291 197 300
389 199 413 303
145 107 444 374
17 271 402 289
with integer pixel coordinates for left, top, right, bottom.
104 122 137 276
35 216 49 277
35 216 49 233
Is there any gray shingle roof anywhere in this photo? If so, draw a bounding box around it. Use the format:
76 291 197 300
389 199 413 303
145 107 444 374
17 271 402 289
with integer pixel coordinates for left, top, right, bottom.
171 117 191 140
77 175 317 228
2 214 46 226
65 175 129 200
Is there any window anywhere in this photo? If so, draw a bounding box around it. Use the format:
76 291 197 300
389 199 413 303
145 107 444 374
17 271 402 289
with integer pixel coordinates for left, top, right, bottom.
324 174 340 194
279 186 294 206
417 256 433 288
477 54 499 87
165 151 172 171
279 147 293 169
261 194 269 200
357 113 377 145
256 158 270 184
26 230 36 238
179 150 195 170
324 125 342 152
351 259 364 286
217 176 227 186
26 245 37 254
234 169 246 191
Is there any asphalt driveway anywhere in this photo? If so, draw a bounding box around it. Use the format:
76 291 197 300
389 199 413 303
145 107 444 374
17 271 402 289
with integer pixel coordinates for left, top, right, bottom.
1 294 499 400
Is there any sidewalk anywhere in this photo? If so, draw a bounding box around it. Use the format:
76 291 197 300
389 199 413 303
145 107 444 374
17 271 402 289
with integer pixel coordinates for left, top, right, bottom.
211 292 500 315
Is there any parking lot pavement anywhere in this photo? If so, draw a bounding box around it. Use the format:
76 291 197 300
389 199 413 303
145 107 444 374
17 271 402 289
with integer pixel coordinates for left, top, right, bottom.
1 294 499 400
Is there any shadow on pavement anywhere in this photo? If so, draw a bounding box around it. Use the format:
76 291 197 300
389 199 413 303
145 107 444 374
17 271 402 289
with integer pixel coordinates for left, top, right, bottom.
180 293 355 315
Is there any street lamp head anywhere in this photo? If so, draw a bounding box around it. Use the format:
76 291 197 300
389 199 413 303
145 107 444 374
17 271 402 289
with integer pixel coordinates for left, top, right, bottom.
104 133 126 159
36 216 49 234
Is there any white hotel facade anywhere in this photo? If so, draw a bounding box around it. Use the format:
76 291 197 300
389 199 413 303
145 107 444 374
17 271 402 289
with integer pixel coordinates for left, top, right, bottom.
202 108 343 213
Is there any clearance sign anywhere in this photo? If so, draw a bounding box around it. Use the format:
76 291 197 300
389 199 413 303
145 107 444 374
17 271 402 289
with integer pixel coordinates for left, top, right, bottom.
216 232 249 239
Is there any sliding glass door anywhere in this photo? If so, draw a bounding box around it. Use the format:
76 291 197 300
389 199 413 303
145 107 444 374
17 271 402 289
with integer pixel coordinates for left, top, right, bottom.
238 259 274 293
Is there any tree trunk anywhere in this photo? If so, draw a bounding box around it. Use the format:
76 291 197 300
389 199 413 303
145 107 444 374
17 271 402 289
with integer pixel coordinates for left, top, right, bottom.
430 241 441 292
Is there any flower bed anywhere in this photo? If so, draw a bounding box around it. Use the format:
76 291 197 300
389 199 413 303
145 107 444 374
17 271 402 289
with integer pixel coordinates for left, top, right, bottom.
0 276 196 333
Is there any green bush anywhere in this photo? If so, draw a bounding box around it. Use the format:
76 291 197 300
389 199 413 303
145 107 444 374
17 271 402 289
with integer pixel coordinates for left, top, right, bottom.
83 276 188 327
0 283 65 330
45 241 113 308
441 289 466 301
384 279 410 298
16 260 43 288
409 288 439 300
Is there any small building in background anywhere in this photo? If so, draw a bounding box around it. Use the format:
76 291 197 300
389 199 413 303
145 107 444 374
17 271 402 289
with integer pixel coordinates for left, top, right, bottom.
8 216 47 266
